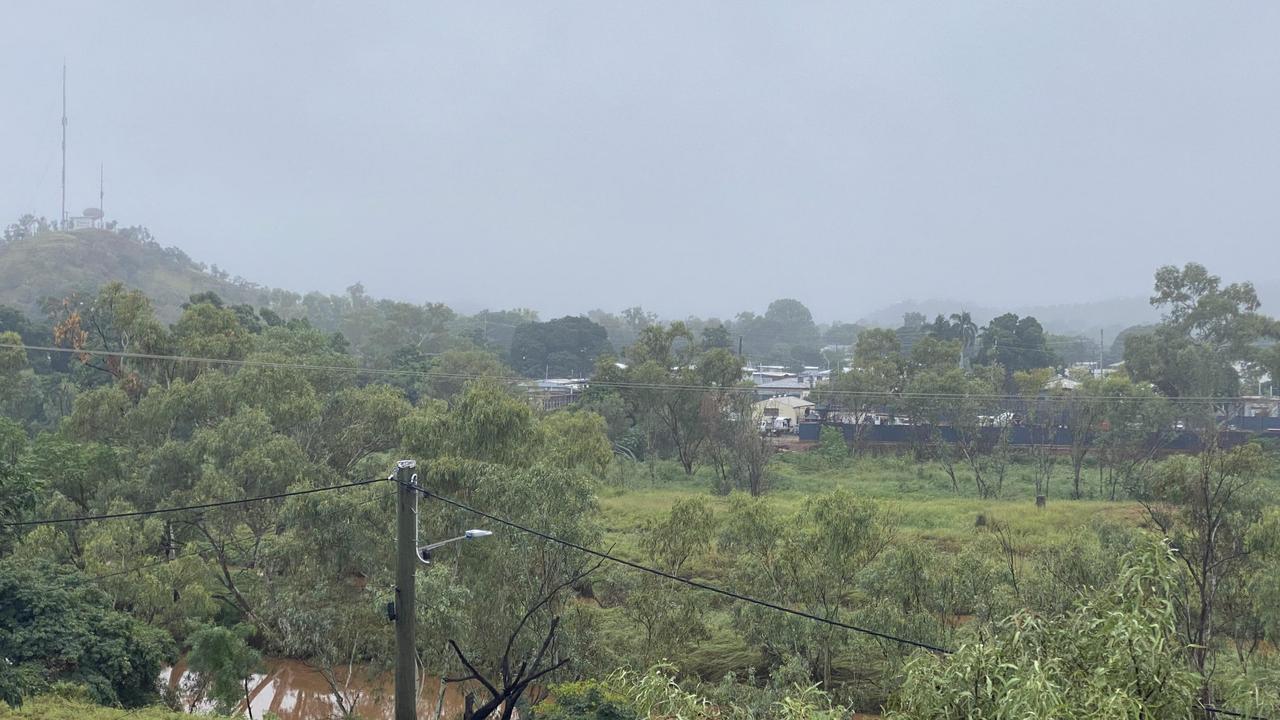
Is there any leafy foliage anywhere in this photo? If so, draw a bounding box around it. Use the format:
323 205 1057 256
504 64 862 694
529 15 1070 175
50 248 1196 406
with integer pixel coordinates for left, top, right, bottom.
510 316 613 378
0 561 174 708
890 541 1199 719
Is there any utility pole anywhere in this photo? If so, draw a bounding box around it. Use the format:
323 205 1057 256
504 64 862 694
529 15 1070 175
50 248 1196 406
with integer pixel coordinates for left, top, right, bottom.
1098 328 1105 497
99 164 104 226
394 460 418 720
1098 329 1104 376
61 62 67 229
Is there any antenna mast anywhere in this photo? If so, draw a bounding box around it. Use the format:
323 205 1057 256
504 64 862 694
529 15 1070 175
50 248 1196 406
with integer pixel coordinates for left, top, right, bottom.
99 164 104 227
61 62 67 229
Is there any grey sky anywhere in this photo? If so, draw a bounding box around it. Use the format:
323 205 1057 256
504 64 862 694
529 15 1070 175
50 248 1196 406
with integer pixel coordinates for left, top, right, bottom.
4 2 1279 322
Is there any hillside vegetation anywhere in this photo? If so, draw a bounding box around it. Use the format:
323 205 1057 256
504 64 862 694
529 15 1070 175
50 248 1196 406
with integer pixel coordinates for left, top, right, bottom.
0 229 261 323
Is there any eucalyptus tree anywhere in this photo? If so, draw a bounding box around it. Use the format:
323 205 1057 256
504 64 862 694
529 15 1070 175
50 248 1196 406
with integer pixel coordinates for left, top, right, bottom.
186 624 262 717
1013 368 1059 504
890 541 1200 720
608 323 740 475
1060 377 1108 499
400 380 612 712
816 328 903 451
47 282 171 393
720 490 894 690
1095 375 1177 501
1141 443 1274 709
610 498 715 667
0 331 43 425
904 369 1002 498
1124 262 1276 399
0 417 36 543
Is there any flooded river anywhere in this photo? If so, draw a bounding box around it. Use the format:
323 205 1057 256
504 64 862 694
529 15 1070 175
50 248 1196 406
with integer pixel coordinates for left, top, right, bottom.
163 658 468 720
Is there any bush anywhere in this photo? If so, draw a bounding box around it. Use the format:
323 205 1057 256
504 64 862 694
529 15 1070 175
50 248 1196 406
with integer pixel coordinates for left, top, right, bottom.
0 561 174 708
816 426 849 466
533 679 640 720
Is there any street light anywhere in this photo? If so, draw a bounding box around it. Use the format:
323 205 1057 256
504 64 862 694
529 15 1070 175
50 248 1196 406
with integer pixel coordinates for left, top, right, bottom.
416 528 493 564
395 459 494 720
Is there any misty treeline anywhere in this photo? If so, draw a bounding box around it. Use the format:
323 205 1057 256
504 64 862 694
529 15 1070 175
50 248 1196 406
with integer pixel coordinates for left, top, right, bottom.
2 220 1161 376
0 257 1279 718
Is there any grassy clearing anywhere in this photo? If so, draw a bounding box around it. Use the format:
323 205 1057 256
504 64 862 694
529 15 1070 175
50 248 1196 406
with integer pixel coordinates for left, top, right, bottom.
599 451 1143 560
591 450 1152 686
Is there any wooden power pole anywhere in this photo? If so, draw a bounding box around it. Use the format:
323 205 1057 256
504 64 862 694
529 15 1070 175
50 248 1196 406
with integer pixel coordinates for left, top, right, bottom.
395 459 418 720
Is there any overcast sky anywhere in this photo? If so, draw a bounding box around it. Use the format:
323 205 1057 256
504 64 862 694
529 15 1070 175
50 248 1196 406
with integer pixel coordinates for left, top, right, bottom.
4 2 1279 322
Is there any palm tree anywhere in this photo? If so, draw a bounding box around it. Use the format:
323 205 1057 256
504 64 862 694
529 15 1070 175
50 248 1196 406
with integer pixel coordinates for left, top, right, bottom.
951 311 978 367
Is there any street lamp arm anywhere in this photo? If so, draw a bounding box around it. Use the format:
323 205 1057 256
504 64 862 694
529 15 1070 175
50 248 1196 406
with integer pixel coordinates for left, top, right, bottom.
416 528 493 564
417 534 468 554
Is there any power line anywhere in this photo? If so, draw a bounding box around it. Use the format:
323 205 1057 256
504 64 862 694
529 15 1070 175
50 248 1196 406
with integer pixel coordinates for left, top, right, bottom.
409 482 952 654
2 476 389 528
1 342 1264 405
82 487 394 584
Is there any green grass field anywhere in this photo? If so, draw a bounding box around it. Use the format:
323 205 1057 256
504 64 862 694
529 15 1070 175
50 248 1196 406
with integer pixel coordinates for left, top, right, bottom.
581 448 1155 692
598 450 1141 561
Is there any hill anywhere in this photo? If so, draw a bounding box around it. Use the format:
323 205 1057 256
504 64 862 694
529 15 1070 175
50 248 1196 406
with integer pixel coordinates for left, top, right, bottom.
0 228 263 322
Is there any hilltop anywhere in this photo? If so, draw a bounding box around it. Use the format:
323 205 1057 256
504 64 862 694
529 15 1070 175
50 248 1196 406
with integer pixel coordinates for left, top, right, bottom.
0 228 264 322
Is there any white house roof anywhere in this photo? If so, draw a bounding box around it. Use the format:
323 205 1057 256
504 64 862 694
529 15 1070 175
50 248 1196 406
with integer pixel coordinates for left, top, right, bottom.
756 377 814 390
1044 375 1081 391
755 396 816 409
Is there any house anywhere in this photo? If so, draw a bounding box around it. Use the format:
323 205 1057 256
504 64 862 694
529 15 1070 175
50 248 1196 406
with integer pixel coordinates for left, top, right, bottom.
744 366 796 384
1236 396 1280 418
754 376 817 399
523 378 588 411
1043 374 1081 392
753 396 817 429
798 367 832 383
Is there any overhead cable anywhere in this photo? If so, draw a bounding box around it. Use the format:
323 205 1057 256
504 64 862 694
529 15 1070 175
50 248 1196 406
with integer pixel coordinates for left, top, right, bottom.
2 476 389 528
409 482 952 654
81 487 393 583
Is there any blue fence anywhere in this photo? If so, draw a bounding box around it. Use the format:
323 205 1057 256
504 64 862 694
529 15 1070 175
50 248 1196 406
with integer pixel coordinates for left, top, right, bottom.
798 421 1234 452
1222 416 1280 433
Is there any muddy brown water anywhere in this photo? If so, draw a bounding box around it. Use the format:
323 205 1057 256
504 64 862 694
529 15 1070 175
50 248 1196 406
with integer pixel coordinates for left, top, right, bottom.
162 658 881 719
163 658 468 719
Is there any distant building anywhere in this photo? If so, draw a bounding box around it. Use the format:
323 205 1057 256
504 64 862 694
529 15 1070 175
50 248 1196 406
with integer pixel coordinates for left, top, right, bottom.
753 396 817 429
1236 396 1280 418
743 366 796 384
523 378 588 411
1044 374 1081 392
754 376 818 399
68 207 103 230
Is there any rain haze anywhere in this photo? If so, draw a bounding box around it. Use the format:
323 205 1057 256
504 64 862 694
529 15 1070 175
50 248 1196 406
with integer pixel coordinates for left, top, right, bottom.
4 1 1280 322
